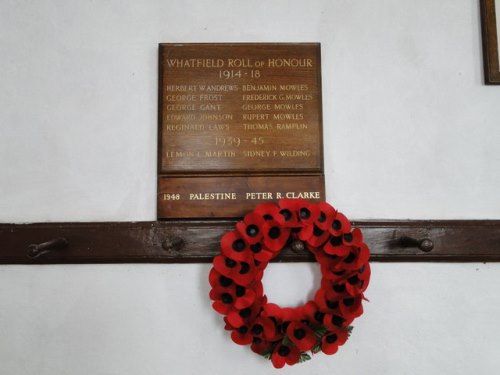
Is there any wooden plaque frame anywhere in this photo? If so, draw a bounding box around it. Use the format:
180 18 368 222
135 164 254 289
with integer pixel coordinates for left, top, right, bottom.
157 43 325 219
481 0 500 84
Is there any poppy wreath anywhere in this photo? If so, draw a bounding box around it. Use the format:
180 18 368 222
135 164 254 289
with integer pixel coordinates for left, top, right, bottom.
208 198 371 368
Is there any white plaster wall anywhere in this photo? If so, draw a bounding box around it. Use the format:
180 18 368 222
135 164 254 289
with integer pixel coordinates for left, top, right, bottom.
0 1 499 374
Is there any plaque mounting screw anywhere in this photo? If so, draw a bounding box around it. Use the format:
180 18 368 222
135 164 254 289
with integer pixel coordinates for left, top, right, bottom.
399 236 434 252
162 236 185 252
290 240 305 253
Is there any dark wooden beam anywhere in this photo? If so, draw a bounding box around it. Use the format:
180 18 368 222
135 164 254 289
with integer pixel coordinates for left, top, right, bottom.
0 220 499 264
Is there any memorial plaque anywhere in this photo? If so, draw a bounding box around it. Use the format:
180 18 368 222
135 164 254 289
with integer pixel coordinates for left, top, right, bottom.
158 43 325 219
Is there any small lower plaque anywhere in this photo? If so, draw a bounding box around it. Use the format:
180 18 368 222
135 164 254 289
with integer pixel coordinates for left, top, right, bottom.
158 175 325 219
158 43 325 219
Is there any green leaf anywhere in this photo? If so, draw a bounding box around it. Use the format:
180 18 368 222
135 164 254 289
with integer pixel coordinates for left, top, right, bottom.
262 351 272 359
346 326 354 337
311 342 321 354
313 326 327 338
261 349 273 360
282 335 292 346
299 353 312 363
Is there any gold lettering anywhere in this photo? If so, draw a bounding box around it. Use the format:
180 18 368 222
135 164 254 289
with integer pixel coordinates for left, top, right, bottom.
164 151 198 158
165 124 205 131
279 150 311 157
165 85 197 92
245 192 274 200
267 58 313 68
199 113 233 120
279 84 309 91
228 59 253 68
243 123 273 130
204 151 236 158
199 103 222 111
242 94 278 101
189 192 237 200
242 114 270 120
274 103 303 110
242 103 272 111
208 124 230 131
276 123 307 130
278 94 313 101
165 104 196 111
273 113 304 120
199 94 223 101
243 151 277 157
165 114 196 121
242 84 277 91
285 191 320 199
165 94 197 101
165 59 225 68
204 85 238 92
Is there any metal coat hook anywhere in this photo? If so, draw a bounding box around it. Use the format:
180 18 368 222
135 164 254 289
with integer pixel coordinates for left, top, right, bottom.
399 236 434 252
27 237 69 258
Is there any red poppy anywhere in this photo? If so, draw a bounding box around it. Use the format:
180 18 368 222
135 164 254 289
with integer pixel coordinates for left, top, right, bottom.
232 286 257 310
250 316 277 341
226 297 262 328
342 228 363 246
328 211 351 236
295 199 320 226
321 328 348 355
210 283 257 316
236 212 265 245
231 325 253 345
208 268 233 289
251 337 274 355
315 201 336 230
254 202 284 224
221 230 251 261
209 271 263 320
305 245 330 265
345 264 371 295
213 255 242 279
213 255 259 286
303 300 326 326
358 263 371 292
319 257 345 280
308 245 339 265
339 294 364 320
209 286 237 315
322 312 352 331
248 241 274 264
223 316 235 331
322 269 349 287
314 286 343 314
271 344 301 368
262 220 290 252
277 199 302 227
305 225 330 247
296 223 312 241
286 321 317 351
340 243 370 271
261 303 284 322
323 235 351 257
